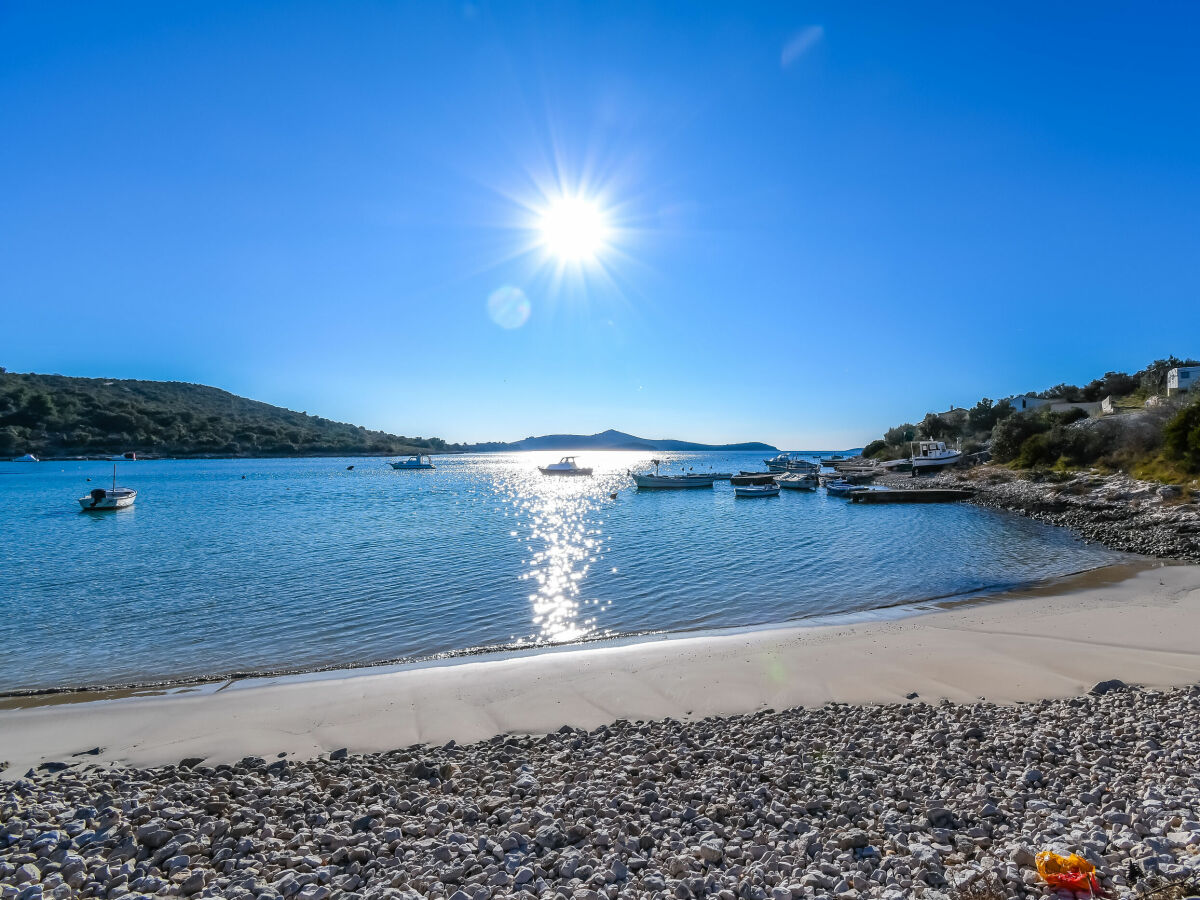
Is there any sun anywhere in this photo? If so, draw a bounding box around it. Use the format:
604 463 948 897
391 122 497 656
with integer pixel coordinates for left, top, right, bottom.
537 194 611 262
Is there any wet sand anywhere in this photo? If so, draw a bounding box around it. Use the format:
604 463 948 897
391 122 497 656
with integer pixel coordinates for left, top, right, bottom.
2 561 1199 774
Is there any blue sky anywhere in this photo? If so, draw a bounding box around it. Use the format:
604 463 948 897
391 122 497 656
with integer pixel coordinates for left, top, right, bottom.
2 2 1198 448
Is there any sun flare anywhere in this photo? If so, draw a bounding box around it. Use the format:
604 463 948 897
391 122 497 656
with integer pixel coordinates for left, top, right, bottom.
537 195 611 262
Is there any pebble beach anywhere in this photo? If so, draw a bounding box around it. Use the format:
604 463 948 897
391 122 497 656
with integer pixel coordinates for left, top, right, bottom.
4 684 1200 900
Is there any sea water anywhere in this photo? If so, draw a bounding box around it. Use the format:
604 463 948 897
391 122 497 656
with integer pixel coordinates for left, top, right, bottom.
0 452 1121 692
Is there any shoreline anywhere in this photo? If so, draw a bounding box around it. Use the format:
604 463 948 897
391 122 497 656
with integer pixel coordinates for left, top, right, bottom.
3 560 1199 775
0 558 1154 704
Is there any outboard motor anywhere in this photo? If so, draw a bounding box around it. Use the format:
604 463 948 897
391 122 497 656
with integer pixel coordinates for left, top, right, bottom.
89 488 107 507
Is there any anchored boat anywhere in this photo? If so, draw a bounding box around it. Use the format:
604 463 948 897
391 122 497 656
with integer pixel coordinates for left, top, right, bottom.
735 483 780 498
633 460 714 489
764 454 820 473
390 455 435 470
730 471 776 486
776 472 818 491
538 456 593 476
78 465 136 511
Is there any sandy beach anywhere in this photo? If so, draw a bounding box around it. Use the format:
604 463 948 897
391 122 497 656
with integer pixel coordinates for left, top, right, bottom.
4 560 1200 775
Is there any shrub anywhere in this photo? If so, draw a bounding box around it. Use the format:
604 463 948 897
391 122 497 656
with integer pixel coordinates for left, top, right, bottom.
863 439 887 458
1164 401 1200 473
991 414 1048 462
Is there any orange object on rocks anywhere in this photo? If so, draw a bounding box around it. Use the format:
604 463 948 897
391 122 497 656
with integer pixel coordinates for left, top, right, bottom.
1035 851 1101 893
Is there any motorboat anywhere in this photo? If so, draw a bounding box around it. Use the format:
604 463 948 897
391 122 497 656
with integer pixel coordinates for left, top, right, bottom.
820 454 848 467
12 453 39 462
764 454 820 473
910 441 963 471
735 483 780 498
776 472 818 491
633 459 714 489
391 455 435 470
110 451 137 461
730 471 776 486
78 466 136 510
686 468 732 480
538 456 593 476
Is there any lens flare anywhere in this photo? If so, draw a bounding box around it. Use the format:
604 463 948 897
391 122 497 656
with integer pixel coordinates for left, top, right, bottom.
486 285 531 329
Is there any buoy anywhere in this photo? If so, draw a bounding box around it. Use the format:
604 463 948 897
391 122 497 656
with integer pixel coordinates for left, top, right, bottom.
609 492 618 500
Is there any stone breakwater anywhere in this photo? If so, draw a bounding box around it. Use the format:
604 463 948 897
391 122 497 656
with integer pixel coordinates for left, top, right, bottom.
882 467 1200 562
4 686 1200 900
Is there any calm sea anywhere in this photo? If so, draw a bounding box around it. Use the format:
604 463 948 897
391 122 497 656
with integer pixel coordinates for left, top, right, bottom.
0 452 1120 692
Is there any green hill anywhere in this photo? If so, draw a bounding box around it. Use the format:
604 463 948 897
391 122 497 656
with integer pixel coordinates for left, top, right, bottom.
0 370 451 459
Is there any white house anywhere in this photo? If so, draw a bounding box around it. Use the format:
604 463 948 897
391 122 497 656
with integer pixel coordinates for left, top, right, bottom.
1002 394 1051 413
1167 366 1200 395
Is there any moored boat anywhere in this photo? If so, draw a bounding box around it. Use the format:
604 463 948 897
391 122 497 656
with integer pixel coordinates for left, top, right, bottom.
735 483 780 498
731 471 777 486
824 479 861 497
78 466 136 510
776 472 818 491
764 454 820 473
538 456 593 476
633 459 714 489
12 453 39 462
391 455 435 470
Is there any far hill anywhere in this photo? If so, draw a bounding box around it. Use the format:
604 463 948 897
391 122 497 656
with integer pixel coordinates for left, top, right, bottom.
0 370 451 459
467 428 777 453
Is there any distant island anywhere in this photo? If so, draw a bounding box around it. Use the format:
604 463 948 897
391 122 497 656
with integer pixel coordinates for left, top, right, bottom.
466 428 777 453
0 370 452 459
0 371 779 460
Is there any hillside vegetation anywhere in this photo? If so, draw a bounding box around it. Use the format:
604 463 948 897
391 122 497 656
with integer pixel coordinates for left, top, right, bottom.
864 356 1200 481
0 370 451 458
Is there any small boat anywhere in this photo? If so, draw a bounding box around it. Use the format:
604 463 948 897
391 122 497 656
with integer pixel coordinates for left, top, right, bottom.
730 471 776 486
538 456 593 476
820 454 848 467
735 484 780 498
910 441 963 471
824 480 861 497
633 460 714 489
391 455 435 470
776 472 818 491
110 451 137 461
687 468 732 480
878 457 913 473
12 453 39 462
78 465 136 510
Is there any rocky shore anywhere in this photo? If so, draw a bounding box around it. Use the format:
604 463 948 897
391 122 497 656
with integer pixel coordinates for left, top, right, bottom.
4 685 1200 900
880 467 1200 562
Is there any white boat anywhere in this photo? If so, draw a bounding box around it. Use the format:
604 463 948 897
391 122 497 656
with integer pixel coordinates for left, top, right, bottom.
110 451 137 461
538 456 593 476
910 441 963 471
78 466 136 510
824 479 860 497
633 459 714 489
776 472 818 491
764 454 820 473
12 453 39 462
390 455 435 470
735 483 779 497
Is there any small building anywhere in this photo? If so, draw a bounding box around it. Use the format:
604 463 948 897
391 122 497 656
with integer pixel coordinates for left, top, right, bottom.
1048 399 1105 418
1002 394 1051 413
1167 366 1200 395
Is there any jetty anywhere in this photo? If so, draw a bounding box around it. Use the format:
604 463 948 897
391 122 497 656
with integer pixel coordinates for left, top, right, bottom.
850 488 975 504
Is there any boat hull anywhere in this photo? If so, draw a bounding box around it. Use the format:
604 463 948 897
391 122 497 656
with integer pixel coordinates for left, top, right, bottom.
538 468 593 476
730 473 776 486
735 486 779 497
78 491 137 510
910 453 962 470
390 463 434 470
633 474 714 489
777 476 817 491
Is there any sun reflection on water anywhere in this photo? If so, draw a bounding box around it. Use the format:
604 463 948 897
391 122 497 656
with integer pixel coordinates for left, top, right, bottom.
498 459 626 645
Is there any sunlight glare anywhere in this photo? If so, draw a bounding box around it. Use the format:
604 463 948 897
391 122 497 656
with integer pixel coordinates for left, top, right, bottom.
538 194 610 262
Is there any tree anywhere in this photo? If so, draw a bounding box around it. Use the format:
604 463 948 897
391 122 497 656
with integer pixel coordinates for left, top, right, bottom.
919 413 951 440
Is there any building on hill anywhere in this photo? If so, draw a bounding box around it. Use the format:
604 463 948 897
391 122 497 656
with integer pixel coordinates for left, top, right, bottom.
1167 366 1200 395
1002 394 1052 413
